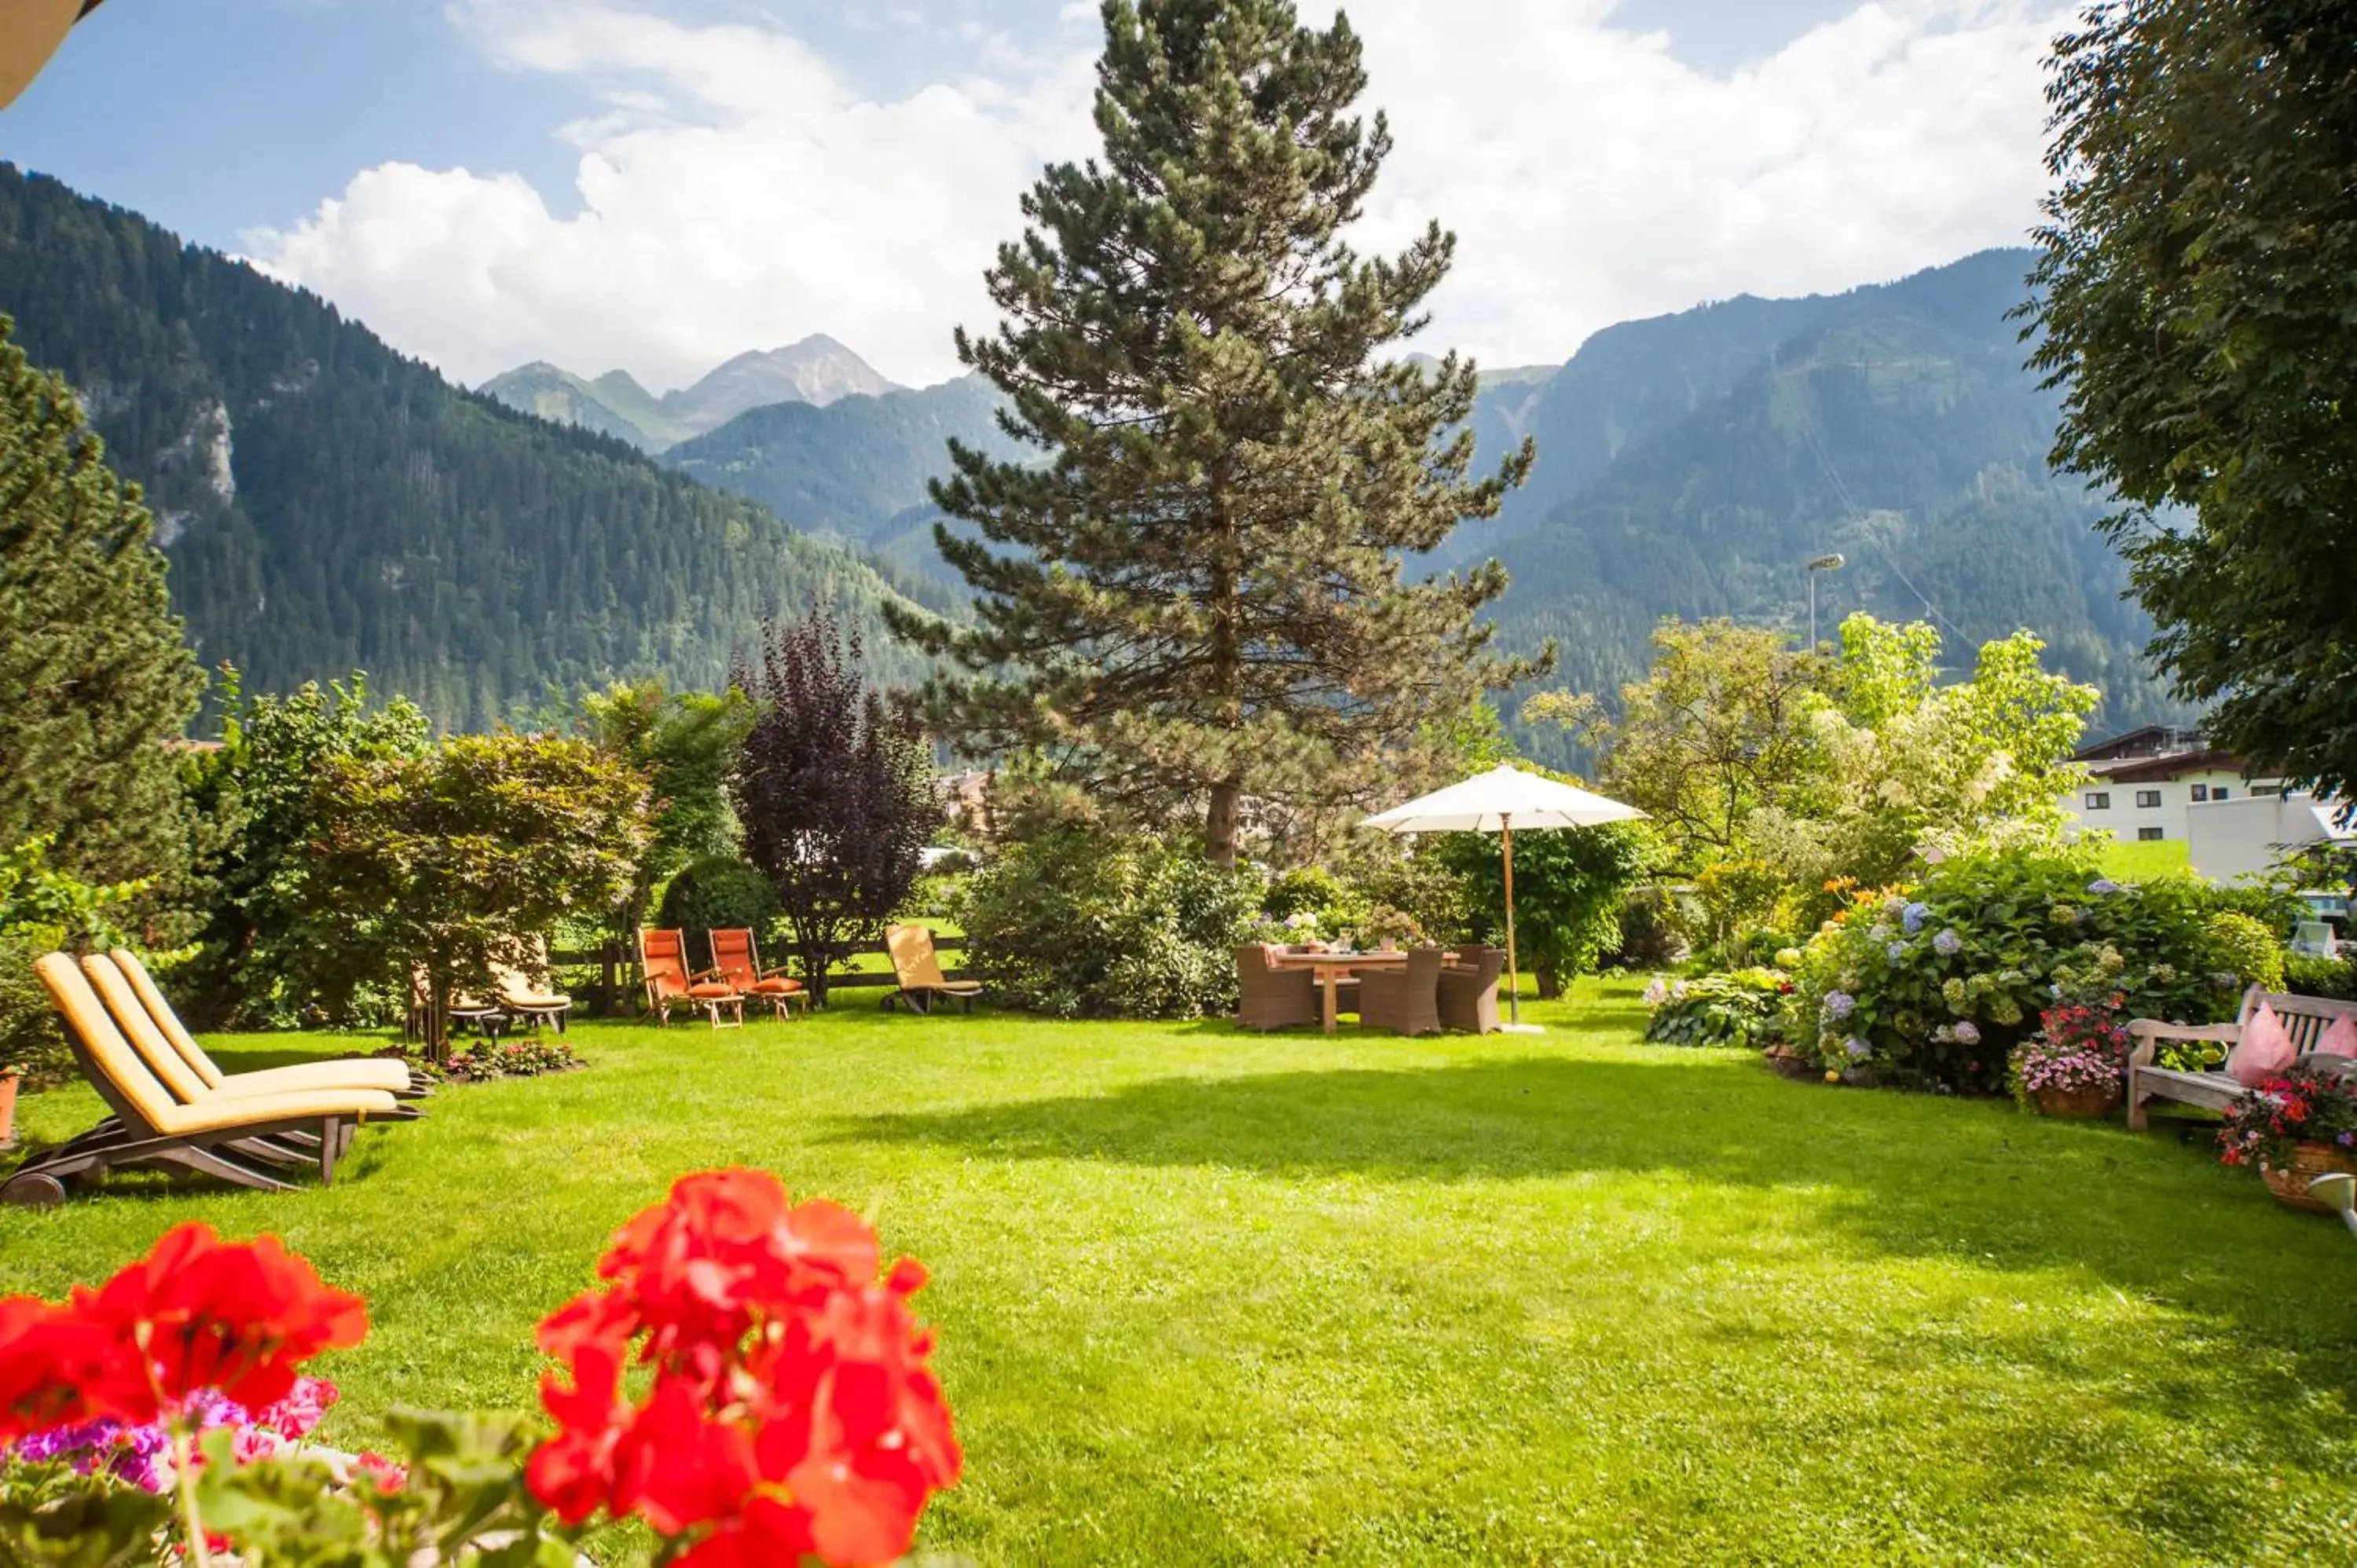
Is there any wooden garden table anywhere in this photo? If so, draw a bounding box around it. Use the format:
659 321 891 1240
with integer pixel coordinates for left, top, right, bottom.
1269 948 1407 1033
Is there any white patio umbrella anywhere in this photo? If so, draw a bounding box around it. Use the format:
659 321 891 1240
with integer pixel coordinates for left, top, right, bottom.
1362 764 1645 1031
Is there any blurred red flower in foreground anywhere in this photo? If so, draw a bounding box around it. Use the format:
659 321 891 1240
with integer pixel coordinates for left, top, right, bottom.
0 1222 365 1437
528 1168 960 1567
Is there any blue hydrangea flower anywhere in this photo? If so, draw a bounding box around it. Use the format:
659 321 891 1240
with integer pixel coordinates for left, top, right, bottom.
1901 902 1930 934
1845 1038 1872 1059
1887 942 1908 963
2087 877 2123 896
1823 991 1855 1020
1933 929 1963 958
1952 1020 1981 1046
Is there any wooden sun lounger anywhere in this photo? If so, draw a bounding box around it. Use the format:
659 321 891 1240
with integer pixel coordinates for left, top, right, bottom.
2127 984 2357 1130
109 947 429 1097
882 924 982 1015
494 936 574 1034
640 928 745 1027
710 929 808 1020
3 954 408 1207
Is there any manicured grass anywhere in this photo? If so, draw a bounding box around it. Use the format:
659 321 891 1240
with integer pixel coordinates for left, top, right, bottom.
5 983 2356 1563
2097 837 2194 881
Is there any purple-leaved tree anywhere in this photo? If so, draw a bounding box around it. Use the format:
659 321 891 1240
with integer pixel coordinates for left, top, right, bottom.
730 604 933 1006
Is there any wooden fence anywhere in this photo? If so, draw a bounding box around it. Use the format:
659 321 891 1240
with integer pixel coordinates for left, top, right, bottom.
548 937 970 1015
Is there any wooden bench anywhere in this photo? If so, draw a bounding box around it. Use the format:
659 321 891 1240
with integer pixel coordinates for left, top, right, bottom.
2126 985 2357 1130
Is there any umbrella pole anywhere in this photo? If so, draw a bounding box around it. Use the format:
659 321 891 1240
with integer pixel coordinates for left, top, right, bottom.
1502 815 1519 1028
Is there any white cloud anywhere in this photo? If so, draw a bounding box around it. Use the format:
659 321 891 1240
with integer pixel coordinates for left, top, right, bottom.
246 0 2071 392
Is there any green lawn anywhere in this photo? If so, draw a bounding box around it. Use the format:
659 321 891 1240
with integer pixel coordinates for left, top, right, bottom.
5 982 2355 1563
2096 837 2194 881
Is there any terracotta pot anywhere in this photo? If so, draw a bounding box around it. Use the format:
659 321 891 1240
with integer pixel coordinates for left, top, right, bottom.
1378 937 1398 953
0 1072 16 1150
2261 1141 2357 1214
2033 1083 2121 1120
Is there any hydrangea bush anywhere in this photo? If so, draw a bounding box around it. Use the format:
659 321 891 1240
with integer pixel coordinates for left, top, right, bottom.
1788 849 2236 1094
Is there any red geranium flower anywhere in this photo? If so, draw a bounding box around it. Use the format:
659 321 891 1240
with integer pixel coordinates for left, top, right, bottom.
527 1170 959 1567
69 1222 367 1420
0 1295 130 1439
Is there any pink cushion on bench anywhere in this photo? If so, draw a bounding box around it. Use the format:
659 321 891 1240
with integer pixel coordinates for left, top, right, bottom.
2315 1013 2357 1059
2227 1001 2297 1086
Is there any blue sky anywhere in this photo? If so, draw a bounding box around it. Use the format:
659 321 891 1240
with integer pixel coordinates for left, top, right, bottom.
1 1 2071 390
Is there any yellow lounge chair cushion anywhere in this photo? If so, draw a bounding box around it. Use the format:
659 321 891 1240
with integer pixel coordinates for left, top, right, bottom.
210 1061 415 1098
150 1086 401 1137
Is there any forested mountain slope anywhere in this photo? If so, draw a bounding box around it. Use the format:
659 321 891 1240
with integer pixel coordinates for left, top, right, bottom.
1458 251 2174 752
0 164 932 727
662 376 1021 573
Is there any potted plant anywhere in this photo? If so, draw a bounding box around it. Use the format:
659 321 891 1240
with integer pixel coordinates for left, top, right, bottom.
1364 905 1423 954
2009 999 2131 1119
2219 1065 2357 1211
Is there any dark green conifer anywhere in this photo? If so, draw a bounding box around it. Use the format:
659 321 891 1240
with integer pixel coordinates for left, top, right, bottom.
0 315 202 900
893 0 1545 866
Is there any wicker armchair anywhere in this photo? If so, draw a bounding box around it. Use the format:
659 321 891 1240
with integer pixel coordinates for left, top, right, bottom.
1438 945 1505 1034
1237 944 1319 1030
1356 947 1444 1036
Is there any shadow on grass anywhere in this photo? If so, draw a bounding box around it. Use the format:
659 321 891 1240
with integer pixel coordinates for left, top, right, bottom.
832 1052 2357 1395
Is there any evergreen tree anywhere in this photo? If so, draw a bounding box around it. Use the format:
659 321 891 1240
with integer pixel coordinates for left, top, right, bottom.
0 314 201 904
892 0 1545 866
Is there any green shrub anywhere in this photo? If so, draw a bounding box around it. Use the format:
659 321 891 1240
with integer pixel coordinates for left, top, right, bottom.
1641 969 1792 1048
1617 885 1695 968
961 830 1262 1018
1261 866 1371 936
1791 848 2238 1094
655 856 782 954
0 930 65 1083
2283 954 2357 1000
2201 910 2286 992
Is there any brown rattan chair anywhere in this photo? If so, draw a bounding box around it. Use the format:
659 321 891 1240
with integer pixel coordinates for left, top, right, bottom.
1356 947 1445 1036
1237 944 1318 1030
1438 945 1505 1034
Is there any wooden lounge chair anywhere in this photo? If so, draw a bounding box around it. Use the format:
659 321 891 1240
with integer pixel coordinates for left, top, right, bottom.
79 954 420 1174
1438 945 1505 1035
882 925 981 1014
1236 944 1318 1030
2128 984 2357 1129
709 929 807 1020
405 965 508 1045
110 949 427 1097
1356 947 1445 1037
3 954 404 1207
640 928 744 1027
494 936 574 1034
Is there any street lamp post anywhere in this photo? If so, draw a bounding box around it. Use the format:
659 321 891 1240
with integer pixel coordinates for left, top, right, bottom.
1806 553 1846 653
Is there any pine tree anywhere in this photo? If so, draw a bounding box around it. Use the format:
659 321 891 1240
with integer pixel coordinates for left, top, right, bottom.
0 314 202 905
891 0 1545 866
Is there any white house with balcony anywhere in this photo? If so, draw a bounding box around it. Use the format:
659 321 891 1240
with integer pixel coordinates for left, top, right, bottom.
2064 726 2350 882
2066 727 2264 848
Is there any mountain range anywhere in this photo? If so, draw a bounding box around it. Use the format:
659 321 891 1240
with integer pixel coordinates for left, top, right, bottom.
0 159 2175 748
0 165 934 730
478 335 899 452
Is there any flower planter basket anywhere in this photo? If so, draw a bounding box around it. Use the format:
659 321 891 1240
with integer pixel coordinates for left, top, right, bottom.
2261 1141 2357 1214
2033 1083 2120 1119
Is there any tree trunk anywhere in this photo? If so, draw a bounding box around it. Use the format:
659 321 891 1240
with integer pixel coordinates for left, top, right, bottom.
1205 782 1242 870
424 970 452 1066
